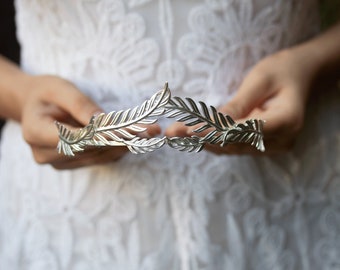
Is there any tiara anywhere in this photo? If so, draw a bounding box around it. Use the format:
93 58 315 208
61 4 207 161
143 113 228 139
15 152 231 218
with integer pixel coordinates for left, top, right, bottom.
56 83 265 156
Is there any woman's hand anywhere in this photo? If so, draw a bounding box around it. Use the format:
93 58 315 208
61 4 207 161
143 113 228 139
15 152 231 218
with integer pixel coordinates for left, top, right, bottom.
166 48 318 155
166 23 340 155
20 75 160 169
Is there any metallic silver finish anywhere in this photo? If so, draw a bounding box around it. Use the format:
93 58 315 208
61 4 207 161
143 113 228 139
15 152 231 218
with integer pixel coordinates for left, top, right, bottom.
56 83 265 156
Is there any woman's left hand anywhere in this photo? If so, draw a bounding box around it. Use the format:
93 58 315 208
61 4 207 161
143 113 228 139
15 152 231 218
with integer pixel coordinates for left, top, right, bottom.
165 47 319 155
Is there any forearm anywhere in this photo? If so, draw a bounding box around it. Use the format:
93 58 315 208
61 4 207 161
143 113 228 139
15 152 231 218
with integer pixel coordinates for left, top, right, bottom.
289 22 340 81
0 55 30 121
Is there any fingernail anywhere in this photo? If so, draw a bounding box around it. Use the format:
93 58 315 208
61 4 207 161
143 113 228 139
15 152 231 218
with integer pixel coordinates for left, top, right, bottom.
186 128 194 135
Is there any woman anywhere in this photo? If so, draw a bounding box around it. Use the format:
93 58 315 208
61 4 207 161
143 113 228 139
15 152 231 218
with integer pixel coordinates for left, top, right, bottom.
0 0 339 269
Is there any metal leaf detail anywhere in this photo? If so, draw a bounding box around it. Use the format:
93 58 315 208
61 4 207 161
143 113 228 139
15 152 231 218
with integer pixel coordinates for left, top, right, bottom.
56 83 265 156
56 120 96 156
166 136 204 153
56 83 171 156
125 137 167 154
165 96 265 152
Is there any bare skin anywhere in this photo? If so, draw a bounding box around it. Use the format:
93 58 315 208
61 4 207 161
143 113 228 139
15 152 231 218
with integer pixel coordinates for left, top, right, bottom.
166 23 340 155
0 64 160 169
0 23 339 168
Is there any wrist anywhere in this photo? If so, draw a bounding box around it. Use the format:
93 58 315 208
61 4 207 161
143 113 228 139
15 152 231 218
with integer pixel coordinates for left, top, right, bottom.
0 56 33 121
286 43 323 80
15 73 36 121
290 23 340 80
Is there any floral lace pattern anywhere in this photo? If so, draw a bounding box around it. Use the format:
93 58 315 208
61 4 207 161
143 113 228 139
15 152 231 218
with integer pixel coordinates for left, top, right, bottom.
0 0 339 269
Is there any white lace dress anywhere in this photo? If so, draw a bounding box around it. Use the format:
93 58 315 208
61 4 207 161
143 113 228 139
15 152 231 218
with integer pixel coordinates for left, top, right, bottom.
0 0 339 269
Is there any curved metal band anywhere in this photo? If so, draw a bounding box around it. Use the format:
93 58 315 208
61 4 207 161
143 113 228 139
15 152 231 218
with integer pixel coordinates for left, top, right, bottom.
56 83 265 156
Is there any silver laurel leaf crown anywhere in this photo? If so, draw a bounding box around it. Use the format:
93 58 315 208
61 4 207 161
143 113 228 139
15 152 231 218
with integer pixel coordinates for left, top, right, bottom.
56 83 265 156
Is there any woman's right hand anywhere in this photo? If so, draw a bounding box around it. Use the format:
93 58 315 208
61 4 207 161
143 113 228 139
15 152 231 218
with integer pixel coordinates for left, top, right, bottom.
20 75 160 170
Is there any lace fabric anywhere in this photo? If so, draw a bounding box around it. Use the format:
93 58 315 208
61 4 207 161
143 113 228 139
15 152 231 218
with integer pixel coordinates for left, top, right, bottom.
0 0 339 269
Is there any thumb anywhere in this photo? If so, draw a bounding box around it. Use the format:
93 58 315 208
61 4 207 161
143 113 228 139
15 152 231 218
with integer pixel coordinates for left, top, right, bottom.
219 73 271 120
185 74 270 136
22 77 103 147
46 79 103 126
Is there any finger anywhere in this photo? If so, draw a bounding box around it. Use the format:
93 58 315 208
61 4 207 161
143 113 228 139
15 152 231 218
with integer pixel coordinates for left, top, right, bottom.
205 142 263 155
40 77 103 125
164 121 189 137
51 146 128 170
219 73 273 119
23 103 95 148
23 79 103 148
204 136 294 155
31 144 125 164
22 104 61 147
238 97 302 140
30 145 127 169
136 123 162 138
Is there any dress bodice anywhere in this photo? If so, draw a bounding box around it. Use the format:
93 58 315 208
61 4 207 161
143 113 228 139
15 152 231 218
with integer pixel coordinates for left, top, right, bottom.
16 0 319 110
1 1 339 270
